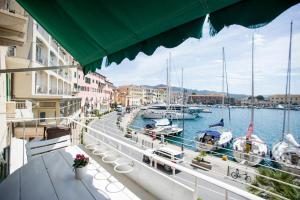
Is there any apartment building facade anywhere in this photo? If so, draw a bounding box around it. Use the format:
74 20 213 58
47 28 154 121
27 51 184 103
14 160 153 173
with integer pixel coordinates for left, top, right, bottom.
117 85 167 107
0 0 29 177
72 69 115 113
5 15 81 124
269 94 300 105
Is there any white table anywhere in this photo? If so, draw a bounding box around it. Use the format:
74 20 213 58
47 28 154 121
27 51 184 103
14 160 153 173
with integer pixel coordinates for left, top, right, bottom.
0 145 149 200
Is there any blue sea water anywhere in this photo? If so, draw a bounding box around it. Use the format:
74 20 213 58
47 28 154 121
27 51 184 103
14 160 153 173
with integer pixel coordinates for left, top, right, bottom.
130 108 300 161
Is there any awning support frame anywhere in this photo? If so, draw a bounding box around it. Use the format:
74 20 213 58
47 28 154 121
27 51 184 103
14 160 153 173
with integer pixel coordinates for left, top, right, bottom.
0 64 80 73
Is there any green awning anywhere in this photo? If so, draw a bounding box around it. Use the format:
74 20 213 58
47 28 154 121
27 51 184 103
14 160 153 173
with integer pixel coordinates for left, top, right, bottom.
16 0 299 74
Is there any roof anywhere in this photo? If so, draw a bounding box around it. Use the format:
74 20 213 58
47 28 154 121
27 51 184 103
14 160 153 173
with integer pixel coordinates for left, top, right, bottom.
16 0 300 74
198 130 221 138
158 147 183 155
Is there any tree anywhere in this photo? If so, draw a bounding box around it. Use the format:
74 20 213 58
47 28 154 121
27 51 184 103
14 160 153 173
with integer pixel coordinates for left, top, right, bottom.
256 95 265 101
248 167 300 200
192 92 197 95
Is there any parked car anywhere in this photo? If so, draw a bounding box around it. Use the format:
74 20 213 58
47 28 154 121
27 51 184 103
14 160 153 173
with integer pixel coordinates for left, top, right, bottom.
143 147 184 172
116 105 125 115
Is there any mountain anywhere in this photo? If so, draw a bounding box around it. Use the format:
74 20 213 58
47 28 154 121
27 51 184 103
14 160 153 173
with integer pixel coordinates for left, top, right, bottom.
142 84 248 99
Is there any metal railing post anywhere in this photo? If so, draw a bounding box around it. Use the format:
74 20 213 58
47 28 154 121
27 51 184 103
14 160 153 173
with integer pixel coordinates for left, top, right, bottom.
193 177 199 200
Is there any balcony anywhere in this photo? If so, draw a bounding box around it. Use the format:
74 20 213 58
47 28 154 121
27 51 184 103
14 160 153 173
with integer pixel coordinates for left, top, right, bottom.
0 0 28 46
6 100 33 119
0 116 266 200
50 39 59 53
36 23 49 42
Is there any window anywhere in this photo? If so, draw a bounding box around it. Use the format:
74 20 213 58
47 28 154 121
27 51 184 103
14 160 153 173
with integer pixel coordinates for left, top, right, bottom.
36 45 42 63
39 112 46 122
85 77 91 84
74 72 77 78
7 46 16 57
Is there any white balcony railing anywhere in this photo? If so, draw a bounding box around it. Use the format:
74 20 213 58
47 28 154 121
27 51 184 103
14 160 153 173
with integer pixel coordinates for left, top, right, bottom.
3 116 265 200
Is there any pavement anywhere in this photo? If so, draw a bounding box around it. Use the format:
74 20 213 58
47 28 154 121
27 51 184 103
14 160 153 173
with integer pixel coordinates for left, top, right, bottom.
88 111 259 200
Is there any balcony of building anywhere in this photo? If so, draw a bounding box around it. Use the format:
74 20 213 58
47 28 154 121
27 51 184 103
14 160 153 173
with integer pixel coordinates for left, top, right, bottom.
35 71 48 94
5 99 33 119
0 0 28 46
35 38 48 65
58 79 63 95
36 23 49 42
0 116 264 200
49 75 57 95
50 38 59 53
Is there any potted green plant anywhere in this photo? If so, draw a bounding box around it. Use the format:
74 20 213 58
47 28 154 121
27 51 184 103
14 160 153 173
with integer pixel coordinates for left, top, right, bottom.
73 154 89 180
191 151 212 170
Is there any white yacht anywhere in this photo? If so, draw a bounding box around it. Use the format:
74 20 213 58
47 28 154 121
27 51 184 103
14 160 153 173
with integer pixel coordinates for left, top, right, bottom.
144 118 183 136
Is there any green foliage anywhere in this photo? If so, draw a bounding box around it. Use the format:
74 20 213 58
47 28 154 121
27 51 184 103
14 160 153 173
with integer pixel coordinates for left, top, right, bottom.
248 167 300 199
256 95 265 101
73 154 89 168
195 151 207 162
197 198 203 200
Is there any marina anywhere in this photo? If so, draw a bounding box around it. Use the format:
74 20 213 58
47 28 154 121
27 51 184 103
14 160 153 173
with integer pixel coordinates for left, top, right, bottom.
131 107 300 164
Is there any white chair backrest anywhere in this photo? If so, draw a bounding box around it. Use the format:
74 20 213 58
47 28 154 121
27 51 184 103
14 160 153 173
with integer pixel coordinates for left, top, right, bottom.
26 135 71 160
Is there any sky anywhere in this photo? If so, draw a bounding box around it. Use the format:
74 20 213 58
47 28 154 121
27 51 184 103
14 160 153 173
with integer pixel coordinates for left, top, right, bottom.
98 4 300 95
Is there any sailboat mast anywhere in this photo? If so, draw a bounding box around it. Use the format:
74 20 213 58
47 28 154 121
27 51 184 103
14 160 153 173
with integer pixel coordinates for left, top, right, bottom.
222 47 225 119
169 53 172 105
282 22 293 139
223 48 232 123
166 59 169 107
251 35 255 124
287 22 293 134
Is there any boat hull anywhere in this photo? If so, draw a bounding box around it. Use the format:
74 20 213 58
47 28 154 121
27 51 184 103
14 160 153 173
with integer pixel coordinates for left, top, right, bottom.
232 135 268 166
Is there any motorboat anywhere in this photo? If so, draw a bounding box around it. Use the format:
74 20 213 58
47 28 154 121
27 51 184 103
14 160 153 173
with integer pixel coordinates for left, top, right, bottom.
144 118 183 136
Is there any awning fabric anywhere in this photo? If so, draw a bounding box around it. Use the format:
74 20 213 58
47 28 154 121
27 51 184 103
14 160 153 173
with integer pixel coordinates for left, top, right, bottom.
16 0 299 74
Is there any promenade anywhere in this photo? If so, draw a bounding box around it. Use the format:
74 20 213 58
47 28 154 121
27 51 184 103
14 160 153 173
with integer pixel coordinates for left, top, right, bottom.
89 111 259 195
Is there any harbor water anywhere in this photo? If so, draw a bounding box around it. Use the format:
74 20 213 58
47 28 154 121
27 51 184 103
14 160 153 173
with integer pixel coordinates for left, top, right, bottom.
130 108 300 163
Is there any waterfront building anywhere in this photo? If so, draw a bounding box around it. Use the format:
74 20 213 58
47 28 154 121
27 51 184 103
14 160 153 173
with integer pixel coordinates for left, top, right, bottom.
156 87 167 103
187 94 234 105
269 94 300 105
0 0 29 177
117 85 167 106
4 15 81 125
72 68 115 113
117 85 144 106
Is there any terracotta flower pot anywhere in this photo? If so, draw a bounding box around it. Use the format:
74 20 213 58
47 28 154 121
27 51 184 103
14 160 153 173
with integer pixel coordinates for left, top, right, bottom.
74 166 87 180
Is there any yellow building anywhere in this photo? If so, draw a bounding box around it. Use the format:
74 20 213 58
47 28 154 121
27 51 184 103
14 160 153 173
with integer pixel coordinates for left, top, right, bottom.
269 94 300 105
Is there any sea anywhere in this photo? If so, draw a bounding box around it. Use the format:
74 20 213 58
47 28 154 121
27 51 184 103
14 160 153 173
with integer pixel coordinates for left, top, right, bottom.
130 108 300 164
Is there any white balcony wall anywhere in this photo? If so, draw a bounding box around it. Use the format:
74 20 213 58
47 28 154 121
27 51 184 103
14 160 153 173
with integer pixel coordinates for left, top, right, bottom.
35 71 48 94
58 79 63 95
49 75 57 94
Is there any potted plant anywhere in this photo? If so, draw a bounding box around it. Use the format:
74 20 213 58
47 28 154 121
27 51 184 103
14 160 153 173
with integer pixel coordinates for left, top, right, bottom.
73 154 89 180
191 151 212 170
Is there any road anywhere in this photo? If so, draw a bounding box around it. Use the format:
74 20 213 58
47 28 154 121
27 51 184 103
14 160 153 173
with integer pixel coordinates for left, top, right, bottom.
88 111 252 200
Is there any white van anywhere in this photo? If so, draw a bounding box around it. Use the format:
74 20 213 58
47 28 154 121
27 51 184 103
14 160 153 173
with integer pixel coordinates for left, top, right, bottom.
143 147 184 172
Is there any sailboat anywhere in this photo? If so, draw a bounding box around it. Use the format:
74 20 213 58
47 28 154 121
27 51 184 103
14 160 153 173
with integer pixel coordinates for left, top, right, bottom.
272 22 300 174
233 36 268 166
195 47 233 151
